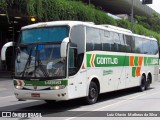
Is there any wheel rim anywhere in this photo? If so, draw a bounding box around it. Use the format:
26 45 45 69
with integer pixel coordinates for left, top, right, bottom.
89 87 97 99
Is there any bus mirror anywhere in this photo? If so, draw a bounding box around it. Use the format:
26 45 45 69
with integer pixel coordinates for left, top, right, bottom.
1 42 15 61
60 37 69 57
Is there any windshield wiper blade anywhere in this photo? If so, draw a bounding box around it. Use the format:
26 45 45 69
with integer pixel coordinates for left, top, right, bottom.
22 49 32 77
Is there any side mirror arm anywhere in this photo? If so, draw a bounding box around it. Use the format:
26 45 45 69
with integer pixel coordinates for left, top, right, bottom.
1 42 15 61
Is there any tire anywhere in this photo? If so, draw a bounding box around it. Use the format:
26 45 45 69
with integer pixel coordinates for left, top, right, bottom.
145 75 151 90
138 75 146 92
44 100 56 104
85 82 99 104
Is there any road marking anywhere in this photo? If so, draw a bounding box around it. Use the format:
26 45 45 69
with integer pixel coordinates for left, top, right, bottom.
65 93 146 120
65 91 160 120
0 95 14 99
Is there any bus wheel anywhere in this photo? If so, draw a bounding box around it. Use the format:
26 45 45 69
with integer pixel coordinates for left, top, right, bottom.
44 100 56 104
145 75 151 90
138 75 146 92
85 82 98 104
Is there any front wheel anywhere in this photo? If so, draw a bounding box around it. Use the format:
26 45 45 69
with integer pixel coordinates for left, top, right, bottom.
85 82 99 104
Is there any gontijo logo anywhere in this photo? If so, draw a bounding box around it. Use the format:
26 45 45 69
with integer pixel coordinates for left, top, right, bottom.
90 54 118 66
86 54 129 67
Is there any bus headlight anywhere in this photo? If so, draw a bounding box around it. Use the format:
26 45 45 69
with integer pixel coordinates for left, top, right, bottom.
50 85 65 90
15 85 23 90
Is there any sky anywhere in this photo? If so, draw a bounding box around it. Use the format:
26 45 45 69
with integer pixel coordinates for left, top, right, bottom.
147 0 160 13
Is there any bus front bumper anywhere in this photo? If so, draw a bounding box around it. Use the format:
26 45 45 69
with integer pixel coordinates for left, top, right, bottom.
14 88 69 101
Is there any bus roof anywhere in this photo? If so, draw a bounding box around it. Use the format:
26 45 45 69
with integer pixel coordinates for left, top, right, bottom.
21 21 157 41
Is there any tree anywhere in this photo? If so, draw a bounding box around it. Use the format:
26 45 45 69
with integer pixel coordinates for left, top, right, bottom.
135 15 150 29
149 13 160 33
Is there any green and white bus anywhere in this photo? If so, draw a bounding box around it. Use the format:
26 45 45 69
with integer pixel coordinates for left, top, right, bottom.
1 21 159 104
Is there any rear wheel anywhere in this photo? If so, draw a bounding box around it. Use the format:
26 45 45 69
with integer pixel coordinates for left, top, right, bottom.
145 75 151 90
138 75 146 92
85 82 99 104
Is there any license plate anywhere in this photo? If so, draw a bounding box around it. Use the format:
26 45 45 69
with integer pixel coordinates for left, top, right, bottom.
31 93 40 97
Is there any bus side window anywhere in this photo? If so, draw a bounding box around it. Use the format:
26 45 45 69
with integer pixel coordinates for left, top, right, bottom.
101 30 112 51
86 27 102 51
125 35 134 53
86 27 94 51
119 34 126 52
142 39 152 54
151 41 159 55
135 37 143 54
113 32 121 52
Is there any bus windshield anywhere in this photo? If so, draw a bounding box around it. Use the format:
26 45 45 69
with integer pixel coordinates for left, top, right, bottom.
15 26 69 79
15 44 66 79
20 26 69 43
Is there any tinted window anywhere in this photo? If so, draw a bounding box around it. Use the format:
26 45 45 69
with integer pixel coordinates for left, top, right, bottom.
151 41 158 55
21 26 69 43
101 30 113 51
119 34 126 52
135 37 143 54
86 27 102 51
142 39 152 54
125 35 135 53
113 33 121 52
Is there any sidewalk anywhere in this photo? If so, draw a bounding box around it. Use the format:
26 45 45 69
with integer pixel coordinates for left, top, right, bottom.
0 77 12 81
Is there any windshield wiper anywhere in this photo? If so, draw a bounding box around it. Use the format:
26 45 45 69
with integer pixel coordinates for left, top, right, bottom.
22 48 32 77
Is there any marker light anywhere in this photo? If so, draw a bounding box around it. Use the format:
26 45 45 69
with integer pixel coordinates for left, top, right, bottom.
15 86 23 90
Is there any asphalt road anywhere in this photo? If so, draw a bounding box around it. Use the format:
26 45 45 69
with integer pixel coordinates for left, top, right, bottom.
1 78 160 120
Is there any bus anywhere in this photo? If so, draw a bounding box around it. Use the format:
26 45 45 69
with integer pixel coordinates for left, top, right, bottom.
1 21 159 104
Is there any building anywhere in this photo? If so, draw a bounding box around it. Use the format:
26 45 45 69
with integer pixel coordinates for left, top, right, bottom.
86 0 157 18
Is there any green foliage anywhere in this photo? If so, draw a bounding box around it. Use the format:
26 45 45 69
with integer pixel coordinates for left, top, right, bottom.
117 20 131 30
0 0 7 11
135 15 150 29
135 14 160 34
0 0 160 43
25 0 117 25
118 19 160 43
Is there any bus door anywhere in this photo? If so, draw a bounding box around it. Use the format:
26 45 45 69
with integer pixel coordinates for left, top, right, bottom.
68 46 87 98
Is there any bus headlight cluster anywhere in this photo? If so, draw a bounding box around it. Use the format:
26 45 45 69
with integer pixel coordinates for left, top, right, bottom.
15 85 23 90
50 85 65 90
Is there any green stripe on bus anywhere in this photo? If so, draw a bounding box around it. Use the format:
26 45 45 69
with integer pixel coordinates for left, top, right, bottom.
87 54 129 67
144 57 159 66
86 54 158 67
134 56 138 66
86 54 92 67
132 67 136 77
14 80 68 86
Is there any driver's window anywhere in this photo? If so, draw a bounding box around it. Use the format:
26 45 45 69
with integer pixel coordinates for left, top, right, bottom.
69 47 77 76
